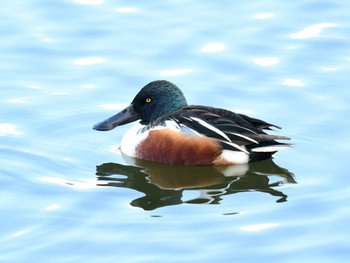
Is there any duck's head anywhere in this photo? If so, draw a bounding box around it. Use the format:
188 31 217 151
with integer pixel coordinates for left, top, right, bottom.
93 80 188 131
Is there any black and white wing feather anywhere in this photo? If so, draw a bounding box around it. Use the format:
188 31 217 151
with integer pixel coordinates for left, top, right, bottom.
152 105 291 160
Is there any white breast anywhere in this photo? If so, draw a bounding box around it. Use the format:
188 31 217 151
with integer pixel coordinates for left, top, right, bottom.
120 120 181 157
120 123 148 157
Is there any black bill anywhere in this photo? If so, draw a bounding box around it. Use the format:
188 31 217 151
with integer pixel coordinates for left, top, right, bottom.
93 104 140 131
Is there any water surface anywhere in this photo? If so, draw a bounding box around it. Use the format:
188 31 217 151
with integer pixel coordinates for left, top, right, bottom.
1 1 350 262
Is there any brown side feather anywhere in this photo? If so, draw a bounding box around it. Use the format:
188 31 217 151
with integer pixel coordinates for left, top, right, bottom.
135 129 222 165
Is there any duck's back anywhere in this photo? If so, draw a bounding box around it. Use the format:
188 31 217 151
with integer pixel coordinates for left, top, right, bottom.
161 105 291 163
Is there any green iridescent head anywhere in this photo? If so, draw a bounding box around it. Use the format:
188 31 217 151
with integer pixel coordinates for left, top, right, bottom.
93 80 188 130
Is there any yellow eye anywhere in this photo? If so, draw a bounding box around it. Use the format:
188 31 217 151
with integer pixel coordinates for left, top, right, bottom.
146 98 151 103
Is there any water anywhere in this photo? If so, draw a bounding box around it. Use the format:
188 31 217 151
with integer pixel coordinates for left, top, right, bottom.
1 0 350 262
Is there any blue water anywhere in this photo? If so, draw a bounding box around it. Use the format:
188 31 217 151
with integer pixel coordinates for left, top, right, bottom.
1 0 350 262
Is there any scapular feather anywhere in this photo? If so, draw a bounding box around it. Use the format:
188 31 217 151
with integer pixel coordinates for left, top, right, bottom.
215 123 258 135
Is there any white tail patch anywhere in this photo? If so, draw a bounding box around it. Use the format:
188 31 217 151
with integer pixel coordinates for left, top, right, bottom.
251 145 290 152
220 150 249 164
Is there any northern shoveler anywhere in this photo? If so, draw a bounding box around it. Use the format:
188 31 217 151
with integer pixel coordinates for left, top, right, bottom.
93 80 291 165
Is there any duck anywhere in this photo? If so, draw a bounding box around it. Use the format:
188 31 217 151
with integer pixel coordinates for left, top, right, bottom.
93 80 291 165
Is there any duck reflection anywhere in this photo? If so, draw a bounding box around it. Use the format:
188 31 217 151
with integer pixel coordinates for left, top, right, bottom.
96 156 295 210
